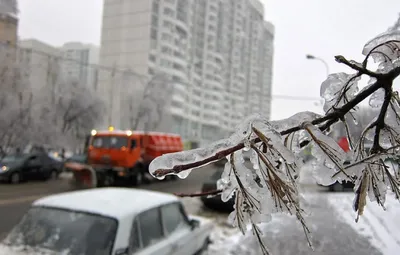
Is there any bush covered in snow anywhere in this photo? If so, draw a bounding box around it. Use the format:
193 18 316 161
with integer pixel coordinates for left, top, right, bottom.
149 19 400 254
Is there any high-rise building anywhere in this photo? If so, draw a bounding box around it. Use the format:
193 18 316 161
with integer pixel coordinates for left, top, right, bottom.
99 0 274 144
60 42 100 91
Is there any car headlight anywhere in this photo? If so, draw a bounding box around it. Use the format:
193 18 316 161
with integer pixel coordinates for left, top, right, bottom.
1 166 8 171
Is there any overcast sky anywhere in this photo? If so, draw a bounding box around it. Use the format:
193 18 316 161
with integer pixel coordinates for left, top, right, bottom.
17 0 400 121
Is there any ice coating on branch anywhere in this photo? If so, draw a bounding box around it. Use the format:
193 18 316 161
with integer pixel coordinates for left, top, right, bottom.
385 95 400 134
304 123 348 184
362 30 400 63
320 73 360 113
149 113 273 179
270 111 322 132
369 88 385 108
148 138 235 179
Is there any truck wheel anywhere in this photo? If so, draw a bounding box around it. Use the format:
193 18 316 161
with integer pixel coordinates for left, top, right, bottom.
102 173 115 187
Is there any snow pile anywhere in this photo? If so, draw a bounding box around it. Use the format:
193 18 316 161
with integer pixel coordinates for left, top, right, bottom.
328 193 400 255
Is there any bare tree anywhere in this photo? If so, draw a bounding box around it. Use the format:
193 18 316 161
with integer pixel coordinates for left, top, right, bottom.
148 19 400 254
33 78 104 150
0 43 33 157
130 74 173 131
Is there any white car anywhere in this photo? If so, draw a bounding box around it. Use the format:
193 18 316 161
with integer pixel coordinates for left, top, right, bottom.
0 188 214 255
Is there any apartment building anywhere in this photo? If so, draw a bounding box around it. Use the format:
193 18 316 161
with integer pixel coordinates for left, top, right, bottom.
18 39 62 96
99 0 274 144
60 42 100 91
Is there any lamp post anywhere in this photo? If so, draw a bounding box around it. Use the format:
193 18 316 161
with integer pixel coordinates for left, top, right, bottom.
306 54 330 108
305 54 330 77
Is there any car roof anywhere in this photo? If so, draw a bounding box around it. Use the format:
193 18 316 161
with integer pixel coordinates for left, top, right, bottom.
33 188 179 219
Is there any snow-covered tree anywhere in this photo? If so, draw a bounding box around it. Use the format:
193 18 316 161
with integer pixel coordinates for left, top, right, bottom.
130 73 174 132
0 43 33 156
30 77 105 151
148 17 400 254
0 43 105 153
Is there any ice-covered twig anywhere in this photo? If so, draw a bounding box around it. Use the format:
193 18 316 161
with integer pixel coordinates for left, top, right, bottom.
174 189 222 198
152 77 386 178
371 83 392 153
335 55 383 78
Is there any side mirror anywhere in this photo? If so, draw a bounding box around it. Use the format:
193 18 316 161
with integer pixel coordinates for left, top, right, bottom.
190 219 200 230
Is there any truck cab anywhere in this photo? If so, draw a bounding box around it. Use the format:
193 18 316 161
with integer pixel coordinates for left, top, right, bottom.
86 128 183 187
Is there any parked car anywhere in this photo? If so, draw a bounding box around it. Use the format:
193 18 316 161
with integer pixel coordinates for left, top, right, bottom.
0 188 214 255
0 153 63 184
320 160 355 192
201 167 235 212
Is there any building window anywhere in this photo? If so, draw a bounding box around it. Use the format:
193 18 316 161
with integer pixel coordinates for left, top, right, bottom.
163 7 174 17
151 28 158 40
152 1 159 13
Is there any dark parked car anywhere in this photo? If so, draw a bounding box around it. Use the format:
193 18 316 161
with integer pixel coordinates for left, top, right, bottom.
323 161 355 192
0 153 63 184
201 167 234 212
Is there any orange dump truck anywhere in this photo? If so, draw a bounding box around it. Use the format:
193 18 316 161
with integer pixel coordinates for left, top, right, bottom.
69 128 183 188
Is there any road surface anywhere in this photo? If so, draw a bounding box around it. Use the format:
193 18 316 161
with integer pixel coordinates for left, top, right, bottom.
0 164 216 239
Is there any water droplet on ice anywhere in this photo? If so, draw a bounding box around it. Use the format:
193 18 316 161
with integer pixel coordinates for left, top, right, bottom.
177 169 192 179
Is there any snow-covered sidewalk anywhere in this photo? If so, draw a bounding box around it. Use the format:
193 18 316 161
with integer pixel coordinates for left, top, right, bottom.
328 193 400 255
182 191 400 255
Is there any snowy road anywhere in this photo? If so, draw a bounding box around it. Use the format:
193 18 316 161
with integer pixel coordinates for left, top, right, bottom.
183 190 400 255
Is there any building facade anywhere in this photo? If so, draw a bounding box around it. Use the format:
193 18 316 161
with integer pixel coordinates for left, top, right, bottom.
60 42 100 91
18 39 62 97
99 0 274 144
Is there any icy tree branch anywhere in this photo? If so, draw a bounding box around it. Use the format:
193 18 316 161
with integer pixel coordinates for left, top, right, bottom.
151 77 386 178
174 189 223 198
148 23 400 255
335 55 383 78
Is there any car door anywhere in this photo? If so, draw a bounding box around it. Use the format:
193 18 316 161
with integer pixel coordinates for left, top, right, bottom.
38 154 53 177
160 202 196 255
22 155 41 180
129 207 172 255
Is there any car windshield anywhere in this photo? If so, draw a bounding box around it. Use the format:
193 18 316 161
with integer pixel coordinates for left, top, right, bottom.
1 155 25 164
3 206 118 255
92 136 128 149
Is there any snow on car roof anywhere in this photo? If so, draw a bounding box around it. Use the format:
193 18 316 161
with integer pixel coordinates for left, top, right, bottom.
33 188 178 219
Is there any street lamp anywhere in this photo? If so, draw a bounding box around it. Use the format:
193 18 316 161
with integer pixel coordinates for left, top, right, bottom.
306 54 330 77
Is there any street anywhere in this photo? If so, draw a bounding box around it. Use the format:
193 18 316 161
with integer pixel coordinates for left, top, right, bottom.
0 164 216 239
1 166 399 255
